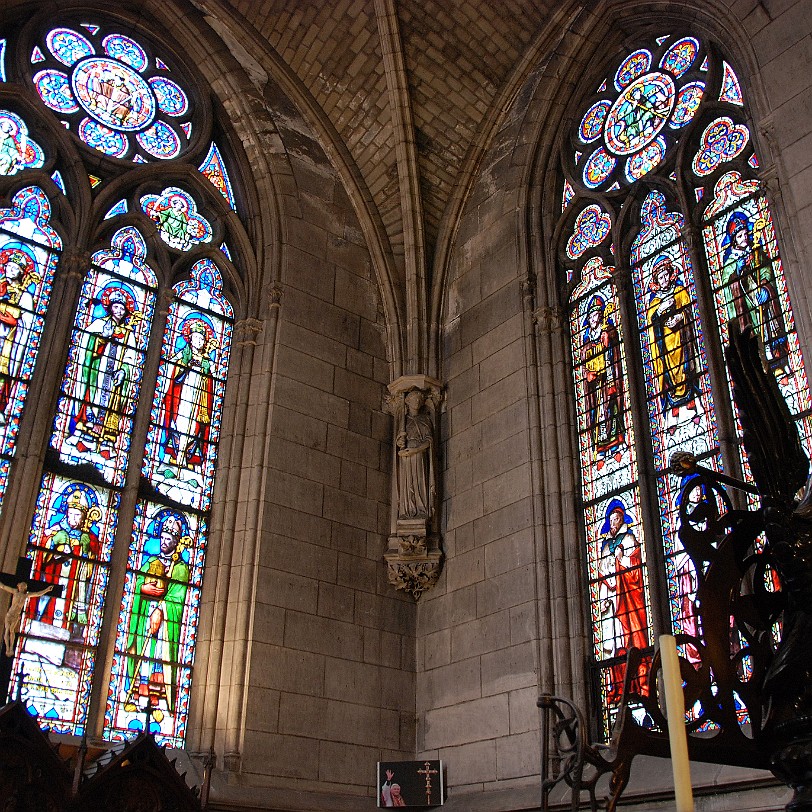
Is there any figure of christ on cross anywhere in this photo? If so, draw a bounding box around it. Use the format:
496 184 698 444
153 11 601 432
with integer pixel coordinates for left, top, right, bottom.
0 557 62 701
417 761 439 806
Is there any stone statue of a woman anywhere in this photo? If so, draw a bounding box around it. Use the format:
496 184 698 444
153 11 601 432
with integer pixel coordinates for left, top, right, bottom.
396 389 434 520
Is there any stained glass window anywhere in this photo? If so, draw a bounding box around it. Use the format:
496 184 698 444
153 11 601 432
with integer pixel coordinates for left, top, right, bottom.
560 35 811 736
1 13 242 749
0 186 61 505
30 25 192 162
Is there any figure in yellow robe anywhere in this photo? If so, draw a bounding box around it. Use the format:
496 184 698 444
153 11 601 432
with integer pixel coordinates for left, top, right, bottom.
646 255 698 417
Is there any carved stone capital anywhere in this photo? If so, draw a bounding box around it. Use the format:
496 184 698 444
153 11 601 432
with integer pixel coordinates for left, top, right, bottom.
384 546 443 600
234 317 263 346
223 751 241 773
533 305 564 334
385 375 443 412
61 248 92 281
266 282 283 310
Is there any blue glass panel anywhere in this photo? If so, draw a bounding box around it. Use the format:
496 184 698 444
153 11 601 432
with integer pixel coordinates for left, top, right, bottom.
78 118 128 158
46 28 94 67
104 200 128 220
136 120 181 159
34 70 79 115
149 77 188 117
102 34 148 72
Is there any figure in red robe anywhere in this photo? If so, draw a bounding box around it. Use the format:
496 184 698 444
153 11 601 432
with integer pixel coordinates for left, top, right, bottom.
158 318 215 471
598 498 649 701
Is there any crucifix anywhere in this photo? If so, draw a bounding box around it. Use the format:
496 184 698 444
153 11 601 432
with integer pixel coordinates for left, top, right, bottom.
143 700 156 737
417 761 439 805
0 556 62 703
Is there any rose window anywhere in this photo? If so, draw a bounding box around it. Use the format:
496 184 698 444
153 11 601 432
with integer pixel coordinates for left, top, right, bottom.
31 25 192 162
572 36 709 191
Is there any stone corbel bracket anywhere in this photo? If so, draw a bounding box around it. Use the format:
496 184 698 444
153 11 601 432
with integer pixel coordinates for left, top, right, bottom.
384 375 444 600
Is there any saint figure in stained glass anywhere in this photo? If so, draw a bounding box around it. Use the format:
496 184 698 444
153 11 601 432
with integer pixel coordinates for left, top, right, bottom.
72 284 141 445
124 508 190 720
646 255 699 417
0 245 40 418
141 188 212 251
581 294 625 465
598 498 648 698
0 112 45 175
158 317 215 473
29 483 100 628
721 210 788 372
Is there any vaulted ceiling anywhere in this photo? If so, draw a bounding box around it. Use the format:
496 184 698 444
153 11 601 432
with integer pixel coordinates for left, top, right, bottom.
222 0 558 270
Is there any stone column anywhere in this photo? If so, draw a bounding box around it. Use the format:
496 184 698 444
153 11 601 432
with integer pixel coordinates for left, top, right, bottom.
384 374 443 599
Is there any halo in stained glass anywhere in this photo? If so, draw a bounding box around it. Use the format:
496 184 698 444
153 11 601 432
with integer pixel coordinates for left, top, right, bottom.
625 137 666 182
670 82 704 129
659 37 699 78
566 204 611 259
604 73 676 156
78 118 128 158
614 49 651 91
46 28 94 67
34 70 79 114
692 116 749 177
149 77 188 117
0 111 46 175
580 100 610 144
720 62 744 106
102 35 148 72
72 58 155 132
583 147 616 188
136 120 181 159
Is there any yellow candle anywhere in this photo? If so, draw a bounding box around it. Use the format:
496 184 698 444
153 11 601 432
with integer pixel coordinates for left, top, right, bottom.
659 634 694 812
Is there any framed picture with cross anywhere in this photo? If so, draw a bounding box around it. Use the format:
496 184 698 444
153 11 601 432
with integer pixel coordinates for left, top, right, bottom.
377 760 444 807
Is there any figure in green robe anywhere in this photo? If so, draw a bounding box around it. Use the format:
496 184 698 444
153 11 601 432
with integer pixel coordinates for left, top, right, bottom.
124 510 191 720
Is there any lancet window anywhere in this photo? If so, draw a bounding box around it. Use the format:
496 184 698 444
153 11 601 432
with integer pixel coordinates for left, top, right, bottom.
0 12 243 747
557 34 810 735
